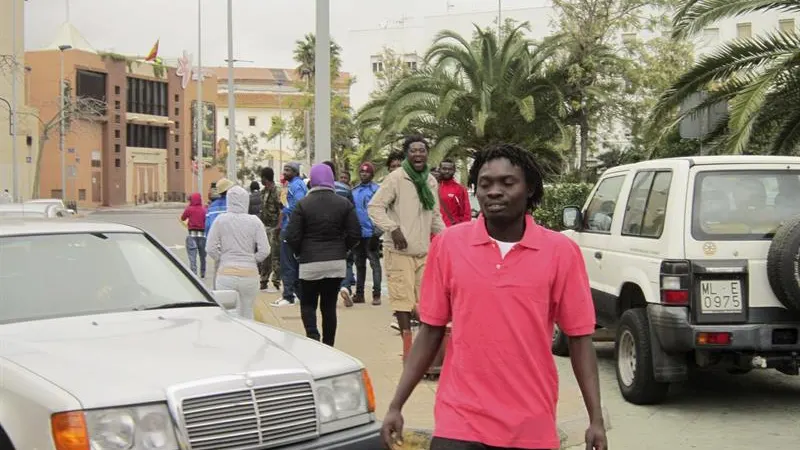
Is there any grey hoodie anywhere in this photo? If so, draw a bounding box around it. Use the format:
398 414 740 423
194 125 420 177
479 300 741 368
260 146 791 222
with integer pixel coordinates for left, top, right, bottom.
205 185 269 273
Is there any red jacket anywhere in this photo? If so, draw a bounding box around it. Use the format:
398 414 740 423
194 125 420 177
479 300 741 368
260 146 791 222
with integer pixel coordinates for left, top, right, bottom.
438 179 471 227
181 193 208 231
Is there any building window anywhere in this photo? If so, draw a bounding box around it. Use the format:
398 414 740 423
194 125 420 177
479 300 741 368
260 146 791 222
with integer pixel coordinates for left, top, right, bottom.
75 70 108 114
737 22 752 39
702 27 720 46
174 94 179 102
405 61 417 71
175 161 180 170
174 107 179 116
91 150 101 168
126 77 168 116
225 116 229 126
115 158 121 168
78 189 86 201
114 85 120 95
115 129 120 138
249 117 256 127
114 100 121 110
51 189 63 199
175 147 180 156
126 123 168 149
114 143 120 153
780 19 795 34
114 114 120 123
372 61 384 73
175 121 180 129
174 134 179 142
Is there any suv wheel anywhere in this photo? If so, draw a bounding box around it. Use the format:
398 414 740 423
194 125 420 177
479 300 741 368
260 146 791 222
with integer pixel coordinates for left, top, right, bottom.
615 309 669 405
552 325 569 357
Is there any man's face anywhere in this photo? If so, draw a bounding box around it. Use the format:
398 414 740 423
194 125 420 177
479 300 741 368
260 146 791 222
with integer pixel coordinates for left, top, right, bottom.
431 168 441 181
407 142 428 172
339 173 351 185
475 157 530 224
283 165 296 181
388 159 402 172
261 177 271 187
439 162 455 181
359 169 373 184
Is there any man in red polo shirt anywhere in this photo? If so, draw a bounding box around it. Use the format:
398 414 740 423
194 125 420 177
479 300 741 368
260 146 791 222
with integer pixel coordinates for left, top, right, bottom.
381 143 607 450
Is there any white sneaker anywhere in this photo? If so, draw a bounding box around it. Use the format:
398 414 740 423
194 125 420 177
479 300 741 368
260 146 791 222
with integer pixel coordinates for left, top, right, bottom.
271 299 294 307
390 320 400 331
265 286 280 293
339 287 353 307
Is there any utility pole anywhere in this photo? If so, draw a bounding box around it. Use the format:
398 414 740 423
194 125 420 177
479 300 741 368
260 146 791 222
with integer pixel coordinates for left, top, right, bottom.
277 80 283 172
10 0 19 201
314 0 331 164
226 0 237 182
59 45 72 201
196 0 204 195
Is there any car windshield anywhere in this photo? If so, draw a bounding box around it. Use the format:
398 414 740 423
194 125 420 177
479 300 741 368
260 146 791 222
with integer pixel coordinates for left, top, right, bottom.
0 232 212 323
692 170 800 240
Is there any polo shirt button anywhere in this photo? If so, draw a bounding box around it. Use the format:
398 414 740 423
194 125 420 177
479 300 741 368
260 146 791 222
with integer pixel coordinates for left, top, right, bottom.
496 264 501 269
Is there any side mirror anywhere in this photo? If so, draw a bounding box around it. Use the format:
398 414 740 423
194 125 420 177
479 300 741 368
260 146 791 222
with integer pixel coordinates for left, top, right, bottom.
212 290 239 310
562 206 583 231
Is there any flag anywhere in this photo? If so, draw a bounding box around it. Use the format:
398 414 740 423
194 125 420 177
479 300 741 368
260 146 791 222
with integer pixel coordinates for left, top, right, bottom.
145 39 159 61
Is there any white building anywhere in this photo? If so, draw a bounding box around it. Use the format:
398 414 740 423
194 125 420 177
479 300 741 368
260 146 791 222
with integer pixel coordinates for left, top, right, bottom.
344 4 800 111
210 67 352 173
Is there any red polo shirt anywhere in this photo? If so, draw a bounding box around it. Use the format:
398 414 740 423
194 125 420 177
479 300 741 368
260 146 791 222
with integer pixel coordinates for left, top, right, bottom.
418 215 595 449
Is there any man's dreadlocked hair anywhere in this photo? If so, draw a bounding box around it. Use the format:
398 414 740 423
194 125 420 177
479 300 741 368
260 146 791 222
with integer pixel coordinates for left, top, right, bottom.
468 143 545 210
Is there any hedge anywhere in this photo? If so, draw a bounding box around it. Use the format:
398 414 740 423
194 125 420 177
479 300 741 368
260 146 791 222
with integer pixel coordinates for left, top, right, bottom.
533 183 594 231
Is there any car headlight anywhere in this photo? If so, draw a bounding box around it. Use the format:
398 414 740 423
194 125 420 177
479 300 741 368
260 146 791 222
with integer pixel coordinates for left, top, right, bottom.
51 403 178 450
315 370 375 424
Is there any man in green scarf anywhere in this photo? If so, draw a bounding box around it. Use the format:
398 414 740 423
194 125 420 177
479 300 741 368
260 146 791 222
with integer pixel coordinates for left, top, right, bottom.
368 135 446 363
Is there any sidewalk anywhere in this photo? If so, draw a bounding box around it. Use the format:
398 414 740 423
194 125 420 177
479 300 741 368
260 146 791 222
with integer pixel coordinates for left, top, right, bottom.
253 290 610 448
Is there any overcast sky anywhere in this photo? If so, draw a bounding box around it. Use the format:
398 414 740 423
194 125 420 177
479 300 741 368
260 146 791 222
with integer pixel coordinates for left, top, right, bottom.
25 0 537 72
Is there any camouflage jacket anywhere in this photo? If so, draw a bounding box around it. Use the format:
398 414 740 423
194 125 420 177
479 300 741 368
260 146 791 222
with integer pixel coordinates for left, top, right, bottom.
260 184 282 230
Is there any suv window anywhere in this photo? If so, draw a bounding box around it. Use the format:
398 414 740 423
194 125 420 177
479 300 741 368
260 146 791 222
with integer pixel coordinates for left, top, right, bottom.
622 171 672 238
583 175 626 233
692 170 800 240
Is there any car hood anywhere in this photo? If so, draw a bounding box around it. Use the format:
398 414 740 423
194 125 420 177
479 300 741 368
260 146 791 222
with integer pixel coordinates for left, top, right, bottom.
0 308 361 409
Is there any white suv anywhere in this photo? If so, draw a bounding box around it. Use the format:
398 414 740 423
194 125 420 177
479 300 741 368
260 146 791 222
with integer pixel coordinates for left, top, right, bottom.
557 156 800 405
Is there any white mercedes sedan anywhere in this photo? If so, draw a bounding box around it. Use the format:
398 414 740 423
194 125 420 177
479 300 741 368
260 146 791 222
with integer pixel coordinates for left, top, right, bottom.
0 219 381 450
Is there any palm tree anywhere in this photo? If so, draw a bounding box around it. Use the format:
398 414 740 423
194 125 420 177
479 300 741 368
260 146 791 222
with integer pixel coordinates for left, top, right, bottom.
650 0 800 154
293 33 343 83
359 24 567 173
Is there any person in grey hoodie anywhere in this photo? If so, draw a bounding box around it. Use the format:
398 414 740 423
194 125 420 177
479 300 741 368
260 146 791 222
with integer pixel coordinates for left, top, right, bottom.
206 185 269 320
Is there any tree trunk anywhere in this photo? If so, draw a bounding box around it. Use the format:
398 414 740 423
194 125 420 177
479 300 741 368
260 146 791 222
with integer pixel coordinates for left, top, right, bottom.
31 136 50 199
579 112 590 181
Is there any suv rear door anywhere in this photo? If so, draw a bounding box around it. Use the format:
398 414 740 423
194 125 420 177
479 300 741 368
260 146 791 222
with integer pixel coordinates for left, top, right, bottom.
685 163 800 324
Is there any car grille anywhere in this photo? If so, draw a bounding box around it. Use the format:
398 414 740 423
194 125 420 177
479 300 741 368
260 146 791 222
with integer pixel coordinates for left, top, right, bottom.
181 381 318 450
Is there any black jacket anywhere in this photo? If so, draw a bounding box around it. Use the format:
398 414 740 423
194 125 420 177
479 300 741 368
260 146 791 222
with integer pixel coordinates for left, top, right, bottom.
248 191 262 216
285 188 361 264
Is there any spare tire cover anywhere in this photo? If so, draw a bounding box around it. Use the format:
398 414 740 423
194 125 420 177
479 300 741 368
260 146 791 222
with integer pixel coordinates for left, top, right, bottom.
766 215 800 312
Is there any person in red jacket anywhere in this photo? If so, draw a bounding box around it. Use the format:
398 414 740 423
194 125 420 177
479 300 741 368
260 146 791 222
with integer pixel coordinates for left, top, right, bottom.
437 158 471 227
180 192 208 278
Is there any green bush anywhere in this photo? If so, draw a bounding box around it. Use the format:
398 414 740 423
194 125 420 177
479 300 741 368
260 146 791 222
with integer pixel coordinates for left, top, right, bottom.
533 183 593 231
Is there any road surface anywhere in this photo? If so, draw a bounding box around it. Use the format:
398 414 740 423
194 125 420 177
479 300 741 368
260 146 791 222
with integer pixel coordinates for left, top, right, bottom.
90 209 800 449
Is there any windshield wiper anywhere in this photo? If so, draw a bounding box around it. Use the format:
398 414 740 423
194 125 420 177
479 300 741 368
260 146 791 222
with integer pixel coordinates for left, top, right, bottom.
138 302 217 311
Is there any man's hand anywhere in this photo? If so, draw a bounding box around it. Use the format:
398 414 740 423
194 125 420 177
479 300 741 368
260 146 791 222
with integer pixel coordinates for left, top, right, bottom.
381 407 404 449
391 229 408 250
585 421 607 450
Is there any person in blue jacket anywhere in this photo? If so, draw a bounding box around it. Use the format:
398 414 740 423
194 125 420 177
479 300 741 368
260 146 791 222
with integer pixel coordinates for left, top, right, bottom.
204 178 234 286
349 161 383 306
272 162 308 307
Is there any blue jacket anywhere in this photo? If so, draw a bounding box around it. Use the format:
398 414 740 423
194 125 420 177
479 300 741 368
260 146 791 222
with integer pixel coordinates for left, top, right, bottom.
281 177 308 229
334 181 354 203
352 182 380 237
205 196 227 233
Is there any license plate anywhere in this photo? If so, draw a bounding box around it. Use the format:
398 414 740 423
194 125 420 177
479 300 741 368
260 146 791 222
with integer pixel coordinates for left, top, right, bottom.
700 280 743 314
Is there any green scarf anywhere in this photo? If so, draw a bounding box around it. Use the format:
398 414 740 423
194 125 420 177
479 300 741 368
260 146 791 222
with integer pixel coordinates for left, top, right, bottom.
402 159 436 211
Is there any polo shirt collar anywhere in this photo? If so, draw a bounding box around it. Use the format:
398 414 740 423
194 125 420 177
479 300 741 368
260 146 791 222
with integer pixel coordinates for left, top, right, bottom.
469 214 542 250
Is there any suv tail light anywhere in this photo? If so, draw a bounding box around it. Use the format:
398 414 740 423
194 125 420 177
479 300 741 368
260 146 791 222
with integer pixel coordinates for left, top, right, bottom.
661 260 691 306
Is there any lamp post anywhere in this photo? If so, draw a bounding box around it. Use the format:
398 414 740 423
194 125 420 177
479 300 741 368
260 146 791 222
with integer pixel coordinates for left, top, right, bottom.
225 0 237 181
302 68 312 173
314 0 331 164
195 0 204 197
59 44 72 202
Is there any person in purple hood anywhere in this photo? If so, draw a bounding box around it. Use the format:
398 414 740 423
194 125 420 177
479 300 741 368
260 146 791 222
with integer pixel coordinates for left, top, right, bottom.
285 164 361 346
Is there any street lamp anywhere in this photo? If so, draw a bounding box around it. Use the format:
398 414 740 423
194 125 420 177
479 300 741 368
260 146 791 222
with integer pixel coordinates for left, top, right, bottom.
225 0 237 182
277 79 283 172
314 0 331 164
302 68 312 172
58 44 72 202
196 0 203 197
